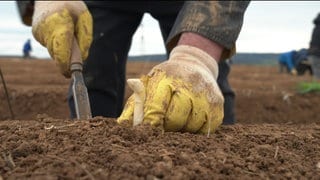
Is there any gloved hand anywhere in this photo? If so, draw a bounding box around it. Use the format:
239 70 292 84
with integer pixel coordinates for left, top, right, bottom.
117 45 224 134
32 1 93 77
290 68 298 76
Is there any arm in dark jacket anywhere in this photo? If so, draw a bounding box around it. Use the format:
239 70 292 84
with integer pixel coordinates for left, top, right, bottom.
167 1 250 60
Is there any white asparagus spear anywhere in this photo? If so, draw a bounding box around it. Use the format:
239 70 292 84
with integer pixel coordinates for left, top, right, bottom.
127 79 146 126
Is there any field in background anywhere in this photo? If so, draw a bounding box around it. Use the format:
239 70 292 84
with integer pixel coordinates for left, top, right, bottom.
1 52 281 66
129 52 280 66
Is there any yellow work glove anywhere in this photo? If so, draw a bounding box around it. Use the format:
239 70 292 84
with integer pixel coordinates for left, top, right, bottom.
118 45 224 134
291 68 298 76
32 1 93 77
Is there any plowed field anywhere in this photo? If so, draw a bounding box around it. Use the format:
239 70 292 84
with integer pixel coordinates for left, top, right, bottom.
0 58 319 179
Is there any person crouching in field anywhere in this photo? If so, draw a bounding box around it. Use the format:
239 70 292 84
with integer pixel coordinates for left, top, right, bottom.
278 49 312 76
278 50 298 75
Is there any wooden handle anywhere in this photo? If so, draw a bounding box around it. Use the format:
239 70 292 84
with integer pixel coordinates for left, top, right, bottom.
71 38 82 65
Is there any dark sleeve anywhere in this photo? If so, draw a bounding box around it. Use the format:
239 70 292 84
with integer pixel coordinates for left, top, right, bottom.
16 1 34 26
166 1 250 60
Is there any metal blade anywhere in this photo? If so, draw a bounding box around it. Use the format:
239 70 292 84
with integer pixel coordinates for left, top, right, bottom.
72 70 92 119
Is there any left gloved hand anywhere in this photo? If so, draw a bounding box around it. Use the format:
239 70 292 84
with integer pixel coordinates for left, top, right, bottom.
32 1 93 77
117 45 224 134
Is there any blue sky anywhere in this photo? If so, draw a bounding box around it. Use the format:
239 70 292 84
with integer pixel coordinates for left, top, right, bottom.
0 1 320 58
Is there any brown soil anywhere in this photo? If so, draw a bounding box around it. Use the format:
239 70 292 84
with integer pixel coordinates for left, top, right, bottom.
0 58 319 179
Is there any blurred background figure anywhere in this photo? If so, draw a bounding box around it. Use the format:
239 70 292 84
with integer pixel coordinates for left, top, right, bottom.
278 50 298 75
308 13 320 80
22 39 32 59
278 48 312 76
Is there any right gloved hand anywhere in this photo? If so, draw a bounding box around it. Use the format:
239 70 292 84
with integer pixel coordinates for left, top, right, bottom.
118 45 224 134
32 1 93 77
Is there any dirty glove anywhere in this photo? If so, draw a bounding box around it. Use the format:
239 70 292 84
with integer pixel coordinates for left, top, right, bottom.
32 1 93 77
118 45 224 134
290 68 297 76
